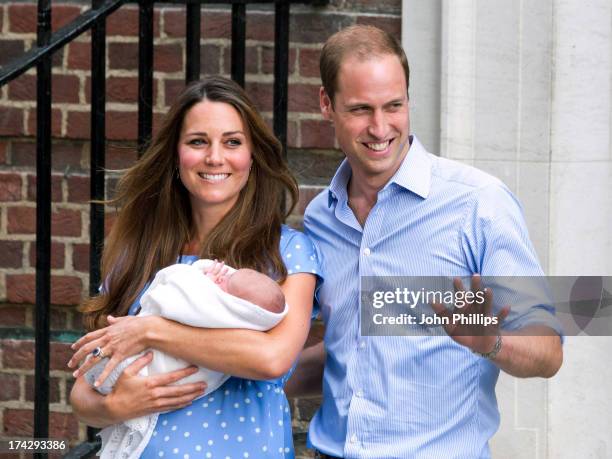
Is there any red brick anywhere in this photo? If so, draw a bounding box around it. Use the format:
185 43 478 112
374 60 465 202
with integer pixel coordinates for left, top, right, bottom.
49 411 79 439
53 141 85 171
7 206 35 234
0 39 25 67
262 46 297 76
4 409 33 436
67 41 90 70
301 119 336 149
108 42 138 70
65 110 89 139
200 44 222 76
85 75 158 105
0 373 21 401
202 11 231 40
26 107 63 138
52 47 65 69
52 208 82 237
72 243 90 273
107 6 139 36
66 175 89 203
298 48 322 78
0 173 22 201
0 141 8 164
164 79 186 107
288 84 322 113
26 375 60 403
0 305 27 327
106 111 138 141
8 4 36 33
6 274 83 305
7 73 36 101
295 185 325 217
106 143 138 169
52 5 83 32
0 241 23 268
246 12 275 41
29 241 65 270
287 120 299 149
107 6 160 37
104 76 138 104
245 82 273 112
50 342 74 371
9 140 35 167
163 8 183 37
0 106 25 136
245 45 259 74
151 113 167 139
50 306 70 330
52 275 83 305
26 174 63 202
222 46 231 75
1 340 34 370
356 15 401 40
155 43 183 73
290 13 354 44
53 74 81 104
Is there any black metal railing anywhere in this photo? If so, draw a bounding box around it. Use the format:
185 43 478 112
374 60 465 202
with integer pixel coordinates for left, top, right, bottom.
0 0 327 457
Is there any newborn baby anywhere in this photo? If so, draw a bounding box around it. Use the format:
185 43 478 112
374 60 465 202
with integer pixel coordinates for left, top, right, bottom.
84 259 288 459
205 260 285 314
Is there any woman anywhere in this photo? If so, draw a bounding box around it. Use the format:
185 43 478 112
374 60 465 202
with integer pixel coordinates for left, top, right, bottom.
69 76 321 458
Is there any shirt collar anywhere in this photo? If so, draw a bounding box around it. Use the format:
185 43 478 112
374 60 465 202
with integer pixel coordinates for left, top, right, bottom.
327 135 432 207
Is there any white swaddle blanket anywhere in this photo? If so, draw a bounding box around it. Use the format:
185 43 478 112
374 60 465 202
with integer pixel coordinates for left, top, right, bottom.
85 259 288 459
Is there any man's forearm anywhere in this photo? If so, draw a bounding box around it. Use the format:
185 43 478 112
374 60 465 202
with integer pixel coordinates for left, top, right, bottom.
285 341 326 398
490 326 563 378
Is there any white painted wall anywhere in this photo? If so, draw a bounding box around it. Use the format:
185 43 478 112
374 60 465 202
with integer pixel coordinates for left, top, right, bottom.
402 0 612 457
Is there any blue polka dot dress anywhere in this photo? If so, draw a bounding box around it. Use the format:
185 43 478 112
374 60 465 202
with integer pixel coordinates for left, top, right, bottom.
132 226 322 459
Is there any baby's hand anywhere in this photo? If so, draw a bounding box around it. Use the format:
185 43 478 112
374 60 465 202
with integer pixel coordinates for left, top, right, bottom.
204 260 229 284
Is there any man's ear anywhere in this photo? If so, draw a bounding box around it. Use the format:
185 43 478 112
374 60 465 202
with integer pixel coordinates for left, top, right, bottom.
320 86 333 121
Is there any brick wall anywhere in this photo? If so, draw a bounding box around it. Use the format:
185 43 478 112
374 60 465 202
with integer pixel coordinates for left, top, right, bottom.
0 0 401 455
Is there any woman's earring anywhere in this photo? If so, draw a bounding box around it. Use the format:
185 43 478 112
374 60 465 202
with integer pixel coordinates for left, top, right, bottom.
175 167 180 179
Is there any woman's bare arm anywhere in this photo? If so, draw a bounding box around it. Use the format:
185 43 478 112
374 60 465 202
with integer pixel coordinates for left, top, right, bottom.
69 273 316 383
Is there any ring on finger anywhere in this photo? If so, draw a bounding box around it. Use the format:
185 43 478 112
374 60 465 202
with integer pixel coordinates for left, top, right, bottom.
91 346 108 359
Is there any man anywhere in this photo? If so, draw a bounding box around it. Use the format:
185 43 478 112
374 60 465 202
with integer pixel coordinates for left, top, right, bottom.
289 25 563 458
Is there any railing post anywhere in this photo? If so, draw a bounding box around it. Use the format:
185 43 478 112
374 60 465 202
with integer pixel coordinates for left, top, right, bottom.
231 2 246 87
34 0 52 457
273 0 290 157
138 0 154 154
88 0 106 445
185 3 201 84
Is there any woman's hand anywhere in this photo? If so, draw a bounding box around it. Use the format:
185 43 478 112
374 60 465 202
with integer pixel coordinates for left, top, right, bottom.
68 315 158 386
70 352 207 427
104 352 207 421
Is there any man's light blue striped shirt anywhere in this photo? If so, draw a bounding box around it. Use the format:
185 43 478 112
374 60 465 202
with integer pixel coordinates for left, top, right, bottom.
304 136 560 459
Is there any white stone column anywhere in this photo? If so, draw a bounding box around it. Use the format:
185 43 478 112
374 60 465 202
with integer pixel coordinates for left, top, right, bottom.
402 0 612 457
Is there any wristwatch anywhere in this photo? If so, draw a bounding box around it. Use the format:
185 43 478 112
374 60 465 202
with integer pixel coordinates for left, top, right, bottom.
474 334 502 360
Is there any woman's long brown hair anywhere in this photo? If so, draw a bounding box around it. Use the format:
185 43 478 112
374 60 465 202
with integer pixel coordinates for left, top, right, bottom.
80 77 298 331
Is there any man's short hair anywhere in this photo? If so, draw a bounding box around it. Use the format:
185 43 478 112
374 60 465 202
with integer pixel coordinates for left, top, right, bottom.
320 25 410 106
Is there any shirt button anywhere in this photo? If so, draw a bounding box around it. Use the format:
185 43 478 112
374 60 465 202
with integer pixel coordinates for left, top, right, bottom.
356 389 364 397
359 341 366 349
350 434 358 444
363 248 371 256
